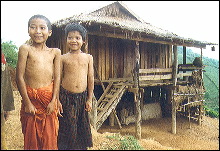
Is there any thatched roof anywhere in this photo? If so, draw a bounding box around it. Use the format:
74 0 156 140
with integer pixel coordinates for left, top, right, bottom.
52 1 217 48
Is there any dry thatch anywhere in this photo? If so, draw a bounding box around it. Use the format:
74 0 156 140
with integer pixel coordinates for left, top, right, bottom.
52 1 217 48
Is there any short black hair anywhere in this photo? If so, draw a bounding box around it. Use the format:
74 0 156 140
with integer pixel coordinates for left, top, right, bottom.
65 23 87 41
28 14 52 30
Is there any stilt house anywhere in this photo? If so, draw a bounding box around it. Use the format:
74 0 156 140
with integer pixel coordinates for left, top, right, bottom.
47 1 217 138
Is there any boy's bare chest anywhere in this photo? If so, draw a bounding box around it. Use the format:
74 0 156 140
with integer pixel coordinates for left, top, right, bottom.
28 50 54 64
64 55 88 68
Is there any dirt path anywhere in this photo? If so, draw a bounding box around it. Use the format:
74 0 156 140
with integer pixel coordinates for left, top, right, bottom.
4 91 219 150
98 116 219 150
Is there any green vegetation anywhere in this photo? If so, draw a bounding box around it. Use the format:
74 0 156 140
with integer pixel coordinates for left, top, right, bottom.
102 133 144 150
204 106 219 118
178 47 219 118
1 40 18 68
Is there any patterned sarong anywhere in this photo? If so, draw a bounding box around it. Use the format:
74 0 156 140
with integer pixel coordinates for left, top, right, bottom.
20 82 59 150
58 86 93 150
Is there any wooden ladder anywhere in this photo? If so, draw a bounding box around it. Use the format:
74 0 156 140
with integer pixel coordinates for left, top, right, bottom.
95 82 127 130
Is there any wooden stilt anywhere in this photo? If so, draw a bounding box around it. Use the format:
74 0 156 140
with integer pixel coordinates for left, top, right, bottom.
172 45 178 134
92 94 97 130
113 109 122 129
109 112 115 126
134 41 141 139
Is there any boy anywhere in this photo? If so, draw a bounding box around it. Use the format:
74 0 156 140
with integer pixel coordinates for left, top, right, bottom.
16 14 61 150
58 23 94 150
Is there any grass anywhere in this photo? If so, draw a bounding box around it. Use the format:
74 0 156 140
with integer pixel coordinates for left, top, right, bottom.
101 133 144 150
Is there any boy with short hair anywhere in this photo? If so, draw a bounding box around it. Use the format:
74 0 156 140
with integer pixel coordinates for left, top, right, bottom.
58 23 94 150
16 14 61 150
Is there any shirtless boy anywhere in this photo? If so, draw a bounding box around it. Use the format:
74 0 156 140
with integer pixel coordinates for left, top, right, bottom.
58 23 94 150
16 14 61 150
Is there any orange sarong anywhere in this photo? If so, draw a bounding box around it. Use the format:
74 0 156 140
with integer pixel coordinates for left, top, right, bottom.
20 82 58 150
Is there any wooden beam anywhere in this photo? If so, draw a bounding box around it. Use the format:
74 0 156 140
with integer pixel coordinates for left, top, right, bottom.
172 45 178 134
139 74 172 81
88 31 206 49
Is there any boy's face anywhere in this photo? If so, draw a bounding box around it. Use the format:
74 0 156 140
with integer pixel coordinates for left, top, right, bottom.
28 18 52 44
66 31 84 51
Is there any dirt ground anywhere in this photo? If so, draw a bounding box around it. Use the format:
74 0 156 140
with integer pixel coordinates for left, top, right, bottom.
4 91 219 150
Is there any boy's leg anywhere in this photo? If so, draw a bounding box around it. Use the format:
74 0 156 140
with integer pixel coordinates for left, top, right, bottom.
42 113 59 150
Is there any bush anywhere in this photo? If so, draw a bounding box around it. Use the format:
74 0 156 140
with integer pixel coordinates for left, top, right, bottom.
1 40 18 68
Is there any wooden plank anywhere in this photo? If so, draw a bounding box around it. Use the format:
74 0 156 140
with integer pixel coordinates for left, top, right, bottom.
105 38 110 80
97 107 104 111
119 40 124 78
97 36 102 80
144 42 148 69
177 72 192 78
140 42 144 69
109 38 113 78
105 94 114 98
128 41 134 78
152 43 156 68
97 82 113 104
139 68 172 74
164 45 168 68
139 74 172 80
101 37 106 80
123 40 128 77
113 38 118 78
102 99 110 102
161 45 166 68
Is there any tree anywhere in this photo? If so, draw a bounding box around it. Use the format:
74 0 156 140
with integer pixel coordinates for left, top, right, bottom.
1 40 18 68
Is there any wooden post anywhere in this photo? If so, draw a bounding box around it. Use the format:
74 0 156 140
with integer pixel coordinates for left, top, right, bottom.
92 94 97 130
200 48 203 62
113 109 122 129
109 112 115 126
134 41 141 139
200 48 204 80
172 45 178 134
183 46 187 81
183 46 186 65
198 104 203 125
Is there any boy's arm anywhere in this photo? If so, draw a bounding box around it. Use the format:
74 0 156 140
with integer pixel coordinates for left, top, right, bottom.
16 45 37 114
57 55 63 116
58 55 63 100
52 48 61 101
85 54 94 112
46 48 61 115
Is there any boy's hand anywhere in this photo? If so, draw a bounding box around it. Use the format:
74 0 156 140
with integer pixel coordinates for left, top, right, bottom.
85 100 92 112
57 100 63 117
25 102 37 115
46 100 56 115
